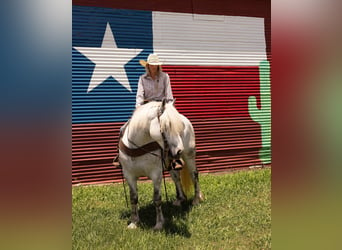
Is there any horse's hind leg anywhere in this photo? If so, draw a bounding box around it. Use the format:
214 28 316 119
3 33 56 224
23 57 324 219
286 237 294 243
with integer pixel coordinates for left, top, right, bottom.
127 179 140 229
152 176 164 230
170 170 187 206
191 170 204 205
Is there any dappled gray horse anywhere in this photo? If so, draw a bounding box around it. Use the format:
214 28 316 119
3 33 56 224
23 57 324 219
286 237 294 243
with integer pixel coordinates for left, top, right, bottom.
118 100 204 230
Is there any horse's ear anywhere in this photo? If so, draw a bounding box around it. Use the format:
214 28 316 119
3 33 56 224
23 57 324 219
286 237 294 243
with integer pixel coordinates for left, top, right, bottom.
160 98 167 114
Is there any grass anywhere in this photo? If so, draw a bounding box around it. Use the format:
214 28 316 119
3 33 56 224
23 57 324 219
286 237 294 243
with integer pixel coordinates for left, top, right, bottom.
72 168 271 249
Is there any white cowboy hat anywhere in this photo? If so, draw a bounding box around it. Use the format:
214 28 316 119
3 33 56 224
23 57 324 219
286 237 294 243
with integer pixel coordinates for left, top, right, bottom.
139 53 162 67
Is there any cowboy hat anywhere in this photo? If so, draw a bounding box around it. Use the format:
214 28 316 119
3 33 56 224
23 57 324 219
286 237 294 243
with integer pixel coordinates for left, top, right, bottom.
139 53 163 67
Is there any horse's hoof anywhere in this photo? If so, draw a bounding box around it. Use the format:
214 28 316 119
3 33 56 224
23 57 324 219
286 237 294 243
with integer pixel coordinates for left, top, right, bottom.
192 193 204 205
192 199 200 206
153 224 163 231
173 199 182 207
199 191 205 202
127 222 138 229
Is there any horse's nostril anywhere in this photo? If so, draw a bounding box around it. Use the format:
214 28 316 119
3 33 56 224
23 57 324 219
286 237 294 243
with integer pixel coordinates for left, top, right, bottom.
177 150 182 156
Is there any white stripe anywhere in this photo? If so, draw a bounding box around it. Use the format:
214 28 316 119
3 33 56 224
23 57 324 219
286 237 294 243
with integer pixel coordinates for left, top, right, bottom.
153 12 267 66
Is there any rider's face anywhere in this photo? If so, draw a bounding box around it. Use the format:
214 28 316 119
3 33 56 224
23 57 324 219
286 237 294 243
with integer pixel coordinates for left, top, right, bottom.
148 65 158 75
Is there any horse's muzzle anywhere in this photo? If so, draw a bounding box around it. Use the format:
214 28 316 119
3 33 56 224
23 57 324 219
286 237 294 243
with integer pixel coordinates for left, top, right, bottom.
168 149 182 160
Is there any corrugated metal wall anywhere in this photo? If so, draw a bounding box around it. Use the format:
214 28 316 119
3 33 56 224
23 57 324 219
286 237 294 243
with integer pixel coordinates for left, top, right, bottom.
166 65 264 173
72 123 122 184
72 2 271 185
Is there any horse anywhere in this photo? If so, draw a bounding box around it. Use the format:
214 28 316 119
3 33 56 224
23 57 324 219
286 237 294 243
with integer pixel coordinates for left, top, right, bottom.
118 99 204 230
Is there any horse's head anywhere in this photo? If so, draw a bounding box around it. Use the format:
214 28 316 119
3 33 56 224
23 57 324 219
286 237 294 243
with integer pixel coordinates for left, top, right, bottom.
158 100 185 159
148 100 184 158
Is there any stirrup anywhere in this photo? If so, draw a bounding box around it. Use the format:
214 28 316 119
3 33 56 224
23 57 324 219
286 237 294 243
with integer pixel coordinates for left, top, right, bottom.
112 155 122 168
171 159 184 171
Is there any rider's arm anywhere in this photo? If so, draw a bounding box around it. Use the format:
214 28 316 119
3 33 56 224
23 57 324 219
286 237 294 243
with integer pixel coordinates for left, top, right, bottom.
136 76 144 108
164 73 173 101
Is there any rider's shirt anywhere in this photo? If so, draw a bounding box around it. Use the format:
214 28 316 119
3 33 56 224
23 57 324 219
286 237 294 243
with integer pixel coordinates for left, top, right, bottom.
135 71 173 107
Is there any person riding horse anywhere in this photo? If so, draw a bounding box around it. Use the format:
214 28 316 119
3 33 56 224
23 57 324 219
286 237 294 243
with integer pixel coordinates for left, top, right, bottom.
113 54 183 170
117 100 204 230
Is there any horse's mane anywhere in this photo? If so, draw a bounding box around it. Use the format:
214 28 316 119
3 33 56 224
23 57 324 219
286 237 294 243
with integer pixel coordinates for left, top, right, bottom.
159 103 185 136
128 102 160 132
128 101 184 136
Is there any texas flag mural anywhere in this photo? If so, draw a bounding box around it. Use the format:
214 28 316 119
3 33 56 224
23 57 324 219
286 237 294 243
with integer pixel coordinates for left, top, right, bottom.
72 5 271 185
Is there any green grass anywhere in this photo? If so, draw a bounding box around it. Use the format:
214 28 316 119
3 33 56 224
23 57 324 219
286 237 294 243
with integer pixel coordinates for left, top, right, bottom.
72 168 271 249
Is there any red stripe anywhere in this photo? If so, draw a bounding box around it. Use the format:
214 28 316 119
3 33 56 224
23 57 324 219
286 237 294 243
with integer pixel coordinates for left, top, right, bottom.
72 0 270 18
165 65 261 118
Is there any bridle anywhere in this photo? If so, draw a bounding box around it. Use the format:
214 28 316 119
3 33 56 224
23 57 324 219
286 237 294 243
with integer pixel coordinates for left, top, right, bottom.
158 105 171 166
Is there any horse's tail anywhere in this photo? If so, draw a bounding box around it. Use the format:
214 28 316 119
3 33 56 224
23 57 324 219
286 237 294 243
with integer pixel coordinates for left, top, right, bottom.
180 162 193 197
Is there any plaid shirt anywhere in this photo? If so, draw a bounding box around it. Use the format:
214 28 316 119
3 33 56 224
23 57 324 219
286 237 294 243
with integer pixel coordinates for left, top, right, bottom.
135 71 173 107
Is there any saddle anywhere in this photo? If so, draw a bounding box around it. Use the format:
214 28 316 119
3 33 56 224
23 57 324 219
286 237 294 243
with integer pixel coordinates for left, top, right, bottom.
117 140 183 171
118 140 161 157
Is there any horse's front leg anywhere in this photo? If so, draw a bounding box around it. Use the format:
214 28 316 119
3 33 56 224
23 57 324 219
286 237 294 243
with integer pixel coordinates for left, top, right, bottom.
170 169 187 206
127 179 140 229
152 175 164 230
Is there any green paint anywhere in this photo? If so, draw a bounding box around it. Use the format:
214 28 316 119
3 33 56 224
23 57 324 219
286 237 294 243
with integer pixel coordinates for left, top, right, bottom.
248 60 271 164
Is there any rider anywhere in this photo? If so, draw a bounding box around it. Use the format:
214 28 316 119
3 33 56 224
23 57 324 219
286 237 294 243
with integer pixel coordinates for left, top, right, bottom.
136 53 173 108
113 53 183 170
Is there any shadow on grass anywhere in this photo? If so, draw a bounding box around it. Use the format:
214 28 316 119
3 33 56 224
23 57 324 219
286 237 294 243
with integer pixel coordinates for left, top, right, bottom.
120 199 193 238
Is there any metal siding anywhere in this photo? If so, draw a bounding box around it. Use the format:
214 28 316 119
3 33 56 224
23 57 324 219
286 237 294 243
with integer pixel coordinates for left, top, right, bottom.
72 3 271 185
72 123 119 185
72 0 269 18
165 65 264 174
72 7 152 124
153 12 267 62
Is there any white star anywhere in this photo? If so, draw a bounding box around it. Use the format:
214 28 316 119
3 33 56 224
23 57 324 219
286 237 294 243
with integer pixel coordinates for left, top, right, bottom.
74 22 143 93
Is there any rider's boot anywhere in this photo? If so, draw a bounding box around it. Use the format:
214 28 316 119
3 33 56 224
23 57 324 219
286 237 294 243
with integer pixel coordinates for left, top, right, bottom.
112 155 121 168
171 158 184 171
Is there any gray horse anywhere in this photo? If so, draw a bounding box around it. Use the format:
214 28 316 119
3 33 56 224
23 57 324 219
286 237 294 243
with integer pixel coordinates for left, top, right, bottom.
118 100 204 230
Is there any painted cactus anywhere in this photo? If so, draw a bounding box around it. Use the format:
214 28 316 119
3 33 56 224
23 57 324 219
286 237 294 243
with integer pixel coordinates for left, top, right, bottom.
248 60 271 164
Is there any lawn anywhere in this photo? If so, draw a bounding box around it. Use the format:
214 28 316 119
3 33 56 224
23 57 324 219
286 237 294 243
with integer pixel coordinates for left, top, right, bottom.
72 168 271 249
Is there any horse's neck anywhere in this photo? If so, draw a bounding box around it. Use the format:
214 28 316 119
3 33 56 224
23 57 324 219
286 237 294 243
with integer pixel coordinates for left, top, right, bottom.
124 124 153 147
